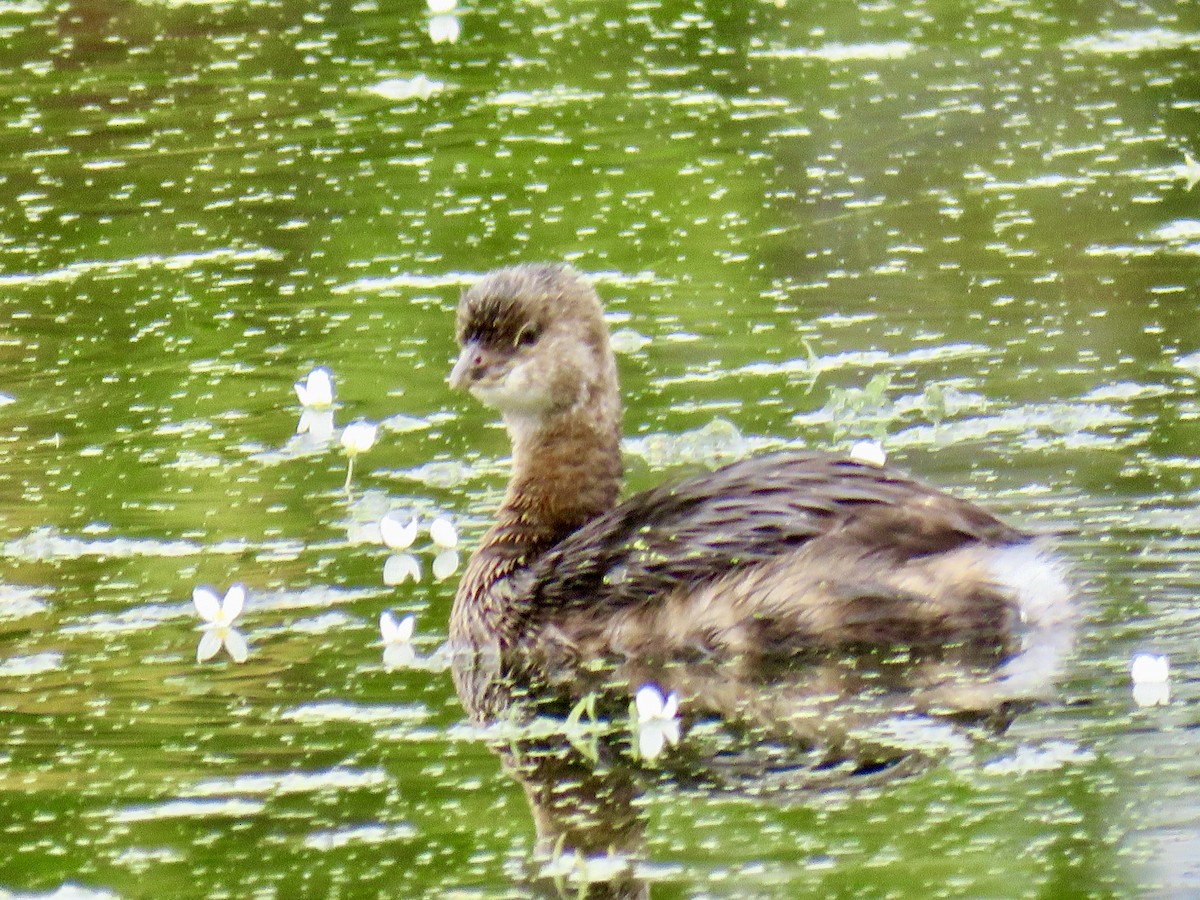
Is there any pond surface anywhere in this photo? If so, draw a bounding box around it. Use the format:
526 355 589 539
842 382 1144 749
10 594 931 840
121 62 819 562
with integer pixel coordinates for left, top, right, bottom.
1 0 1199 895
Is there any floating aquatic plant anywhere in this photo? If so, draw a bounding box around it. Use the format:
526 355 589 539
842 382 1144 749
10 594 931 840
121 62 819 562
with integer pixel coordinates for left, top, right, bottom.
380 512 419 550
849 438 886 466
295 367 335 409
428 14 460 43
193 584 249 664
432 549 460 581
340 420 378 490
1131 652 1169 707
341 421 378 455
429 516 458 549
1178 150 1200 192
823 373 894 439
383 553 422 585
380 611 416 669
634 684 680 761
296 408 336 446
367 75 445 102
378 514 458 583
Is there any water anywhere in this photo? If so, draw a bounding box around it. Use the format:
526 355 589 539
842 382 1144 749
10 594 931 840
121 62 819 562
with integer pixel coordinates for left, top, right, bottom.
1 0 1198 895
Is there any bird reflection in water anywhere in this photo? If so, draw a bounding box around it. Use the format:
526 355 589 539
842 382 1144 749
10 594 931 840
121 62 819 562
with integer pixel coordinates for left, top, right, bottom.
451 613 1074 899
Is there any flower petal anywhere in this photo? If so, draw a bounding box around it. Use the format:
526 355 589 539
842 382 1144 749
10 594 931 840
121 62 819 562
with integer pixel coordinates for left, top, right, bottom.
432 549 460 581
383 643 416 671
383 553 423 586
396 614 415 642
221 584 246 624
380 610 399 644
662 719 681 747
193 586 222 623
661 692 679 720
1133 681 1170 707
635 684 665 722
224 628 250 663
1131 652 1169 685
197 628 223 662
428 13 459 43
380 513 419 550
638 725 667 761
341 421 378 455
297 409 335 442
305 368 334 407
849 439 886 467
430 516 458 549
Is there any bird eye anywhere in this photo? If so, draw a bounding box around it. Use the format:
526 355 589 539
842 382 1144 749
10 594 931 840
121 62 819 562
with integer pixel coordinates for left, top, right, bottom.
514 324 540 348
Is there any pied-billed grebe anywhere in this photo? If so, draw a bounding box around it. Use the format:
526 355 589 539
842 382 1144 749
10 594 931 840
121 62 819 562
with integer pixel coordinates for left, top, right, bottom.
449 264 1070 659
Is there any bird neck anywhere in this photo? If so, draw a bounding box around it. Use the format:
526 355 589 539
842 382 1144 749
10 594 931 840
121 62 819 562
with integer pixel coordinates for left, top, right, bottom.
451 386 623 649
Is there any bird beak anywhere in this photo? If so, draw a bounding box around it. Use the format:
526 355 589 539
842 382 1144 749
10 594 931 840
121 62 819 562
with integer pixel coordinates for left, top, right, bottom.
449 342 482 391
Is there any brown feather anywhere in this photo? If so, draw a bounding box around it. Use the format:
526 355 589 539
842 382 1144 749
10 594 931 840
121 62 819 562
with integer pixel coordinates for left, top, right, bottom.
449 265 1060 659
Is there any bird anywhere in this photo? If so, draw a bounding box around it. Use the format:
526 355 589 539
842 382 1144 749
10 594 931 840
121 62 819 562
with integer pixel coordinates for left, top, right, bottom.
447 263 1071 662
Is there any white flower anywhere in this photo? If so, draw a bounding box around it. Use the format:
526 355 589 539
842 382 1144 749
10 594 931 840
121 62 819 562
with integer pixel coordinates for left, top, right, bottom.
341 421 378 456
429 515 458 549
196 626 249 664
368 75 445 102
427 0 456 12
380 512 419 550
380 611 415 646
1131 652 1169 684
193 584 249 664
193 584 245 628
380 611 416 670
296 408 336 444
1131 652 1170 707
341 420 379 490
1179 150 1200 192
432 548 460 581
295 367 334 409
849 439 886 467
428 14 460 43
383 553 422 585
634 684 680 761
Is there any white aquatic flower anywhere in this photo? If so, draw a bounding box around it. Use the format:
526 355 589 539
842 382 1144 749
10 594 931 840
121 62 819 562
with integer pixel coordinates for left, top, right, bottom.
295 367 334 409
193 584 249 664
849 438 886 466
193 584 245 628
428 14 460 43
341 421 378 455
1131 653 1169 684
634 684 680 761
296 408 336 444
380 611 415 646
380 512 419 550
432 548 460 581
427 0 456 12
1131 652 1170 707
196 626 249 664
609 328 651 355
368 75 445 102
429 515 458 549
1179 150 1200 192
380 611 416 669
340 420 378 490
383 553 422 585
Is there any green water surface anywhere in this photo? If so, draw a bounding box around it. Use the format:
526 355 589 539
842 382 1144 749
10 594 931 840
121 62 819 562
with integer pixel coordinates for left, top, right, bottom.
1 0 1198 896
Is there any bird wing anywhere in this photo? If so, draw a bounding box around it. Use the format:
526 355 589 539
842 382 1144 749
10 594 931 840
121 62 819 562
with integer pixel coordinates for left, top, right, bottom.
525 451 1023 618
